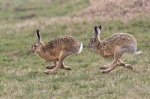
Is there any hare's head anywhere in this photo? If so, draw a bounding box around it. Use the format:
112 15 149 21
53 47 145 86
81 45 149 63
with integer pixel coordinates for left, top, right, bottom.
30 30 44 53
88 25 101 49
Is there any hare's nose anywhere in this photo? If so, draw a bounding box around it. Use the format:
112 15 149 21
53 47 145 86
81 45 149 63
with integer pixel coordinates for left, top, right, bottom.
87 45 90 48
30 50 33 53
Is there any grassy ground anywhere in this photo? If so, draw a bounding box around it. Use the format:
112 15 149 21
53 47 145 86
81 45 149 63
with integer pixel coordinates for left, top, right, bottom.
0 0 150 99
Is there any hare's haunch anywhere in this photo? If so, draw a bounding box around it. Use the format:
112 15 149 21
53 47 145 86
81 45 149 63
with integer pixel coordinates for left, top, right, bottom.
30 30 83 74
88 25 141 74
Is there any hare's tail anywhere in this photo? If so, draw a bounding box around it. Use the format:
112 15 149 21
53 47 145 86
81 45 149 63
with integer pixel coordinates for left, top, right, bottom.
77 43 83 54
133 50 142 55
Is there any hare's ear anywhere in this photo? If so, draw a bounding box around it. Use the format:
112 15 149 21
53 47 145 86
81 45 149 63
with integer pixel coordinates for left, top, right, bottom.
98 25 101 30
94 26 98 38
94 26 101 40
94 26 100 37
36 30 41 42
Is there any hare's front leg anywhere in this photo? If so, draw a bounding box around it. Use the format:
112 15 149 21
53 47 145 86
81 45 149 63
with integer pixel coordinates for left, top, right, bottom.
46 61 57 69
44 51 71 74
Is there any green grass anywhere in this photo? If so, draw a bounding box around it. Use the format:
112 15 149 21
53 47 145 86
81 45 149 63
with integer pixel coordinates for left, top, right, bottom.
0 0 89 23
0 0 150 99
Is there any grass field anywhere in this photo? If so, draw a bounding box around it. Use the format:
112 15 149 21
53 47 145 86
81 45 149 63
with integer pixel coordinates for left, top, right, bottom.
0 0 150 99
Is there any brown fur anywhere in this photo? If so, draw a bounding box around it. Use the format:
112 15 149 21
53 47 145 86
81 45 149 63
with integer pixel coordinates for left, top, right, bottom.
30 30 82 74
88 25 140 74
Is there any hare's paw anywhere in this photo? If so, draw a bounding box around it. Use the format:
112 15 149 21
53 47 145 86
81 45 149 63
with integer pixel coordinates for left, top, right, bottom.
99 65 109 70
102 70 111 74
124 64 133 70
62 66 72 70
46 65 56 69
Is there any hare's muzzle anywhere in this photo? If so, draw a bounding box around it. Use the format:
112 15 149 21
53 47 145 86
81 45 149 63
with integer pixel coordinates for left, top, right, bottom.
30 48 35 53
30 50 33 53
87 43 92 48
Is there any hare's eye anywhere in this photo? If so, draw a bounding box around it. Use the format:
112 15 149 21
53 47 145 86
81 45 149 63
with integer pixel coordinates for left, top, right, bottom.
34 45 37 47
91 40 94 43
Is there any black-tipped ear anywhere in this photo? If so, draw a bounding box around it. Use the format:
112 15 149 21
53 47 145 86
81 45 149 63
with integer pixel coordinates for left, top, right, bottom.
36 30 41 42
98 25 101 30
94 26 98 38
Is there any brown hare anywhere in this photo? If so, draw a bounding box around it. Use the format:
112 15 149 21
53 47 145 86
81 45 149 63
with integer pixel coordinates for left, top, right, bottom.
88 25 141 74
30 30 83 74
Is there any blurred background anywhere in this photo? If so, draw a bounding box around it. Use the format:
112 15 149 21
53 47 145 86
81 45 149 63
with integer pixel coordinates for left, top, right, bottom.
0 0 150 99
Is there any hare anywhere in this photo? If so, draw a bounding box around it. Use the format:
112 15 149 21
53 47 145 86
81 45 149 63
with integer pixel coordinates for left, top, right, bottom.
88 25 141 74
30 30 83 74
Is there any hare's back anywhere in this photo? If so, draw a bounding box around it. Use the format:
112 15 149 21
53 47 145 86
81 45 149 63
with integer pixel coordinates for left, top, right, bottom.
105 33 136 45
46 36 80 50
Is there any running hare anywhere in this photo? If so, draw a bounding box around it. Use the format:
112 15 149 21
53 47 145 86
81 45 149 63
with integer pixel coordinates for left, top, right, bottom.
30 30 83 74
88 25 141 74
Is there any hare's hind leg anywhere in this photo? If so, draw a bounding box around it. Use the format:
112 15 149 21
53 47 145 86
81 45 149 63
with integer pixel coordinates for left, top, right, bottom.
61 62 71 70
102 46 123 74
44 51 71 74
46 61 71 70
101 63 118 74
46 61 57 69
118 59 133 70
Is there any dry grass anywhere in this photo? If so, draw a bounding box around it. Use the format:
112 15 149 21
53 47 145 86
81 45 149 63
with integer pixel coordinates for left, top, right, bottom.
77 0 150 21
1 0 150 32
